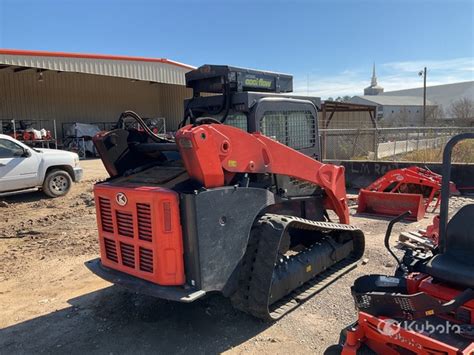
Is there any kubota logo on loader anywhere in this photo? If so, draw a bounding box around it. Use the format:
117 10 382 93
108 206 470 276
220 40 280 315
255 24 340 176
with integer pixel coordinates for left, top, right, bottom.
115 192 128 206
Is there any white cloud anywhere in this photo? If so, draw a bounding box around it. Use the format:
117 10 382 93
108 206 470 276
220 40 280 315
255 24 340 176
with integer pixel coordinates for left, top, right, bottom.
293 57 474 99
383 58 474 73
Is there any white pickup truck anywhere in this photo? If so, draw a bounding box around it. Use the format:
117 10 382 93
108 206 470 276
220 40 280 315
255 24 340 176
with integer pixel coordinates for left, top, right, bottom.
0 134 83 197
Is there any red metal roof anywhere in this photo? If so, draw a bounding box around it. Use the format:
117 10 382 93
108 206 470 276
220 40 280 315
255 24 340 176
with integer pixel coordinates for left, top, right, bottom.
0 49 195 70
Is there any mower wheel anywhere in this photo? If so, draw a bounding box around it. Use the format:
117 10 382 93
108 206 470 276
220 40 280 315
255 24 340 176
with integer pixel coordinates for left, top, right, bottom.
43 169 72 197
332 326 376 355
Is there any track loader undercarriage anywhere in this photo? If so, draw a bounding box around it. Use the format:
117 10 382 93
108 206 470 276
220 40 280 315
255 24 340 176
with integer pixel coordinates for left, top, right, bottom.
232 214 364 320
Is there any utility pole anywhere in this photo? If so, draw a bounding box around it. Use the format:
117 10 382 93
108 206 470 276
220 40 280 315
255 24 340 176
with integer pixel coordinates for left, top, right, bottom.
423 67 427 126
419 67 427 126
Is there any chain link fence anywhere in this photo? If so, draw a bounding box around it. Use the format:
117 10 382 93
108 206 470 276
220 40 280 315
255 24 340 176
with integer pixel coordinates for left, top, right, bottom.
320 126 474 163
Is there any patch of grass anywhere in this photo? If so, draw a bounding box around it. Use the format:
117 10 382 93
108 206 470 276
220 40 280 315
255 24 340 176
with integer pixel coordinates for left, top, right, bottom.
399 141 474 163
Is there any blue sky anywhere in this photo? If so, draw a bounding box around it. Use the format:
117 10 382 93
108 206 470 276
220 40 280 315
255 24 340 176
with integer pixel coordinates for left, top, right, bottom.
0 0 472 98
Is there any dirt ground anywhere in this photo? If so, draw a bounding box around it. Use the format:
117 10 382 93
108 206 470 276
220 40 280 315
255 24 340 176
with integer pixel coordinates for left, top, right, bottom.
0 159 471 355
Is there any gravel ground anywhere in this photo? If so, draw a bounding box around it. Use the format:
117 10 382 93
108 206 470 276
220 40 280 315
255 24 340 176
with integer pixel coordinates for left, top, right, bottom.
0 159 471 354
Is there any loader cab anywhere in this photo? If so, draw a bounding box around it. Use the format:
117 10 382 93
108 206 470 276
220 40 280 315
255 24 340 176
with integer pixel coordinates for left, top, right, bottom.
184 65 321 160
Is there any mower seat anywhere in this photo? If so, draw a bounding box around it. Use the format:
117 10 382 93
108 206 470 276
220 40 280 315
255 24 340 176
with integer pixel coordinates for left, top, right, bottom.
423 204 474 288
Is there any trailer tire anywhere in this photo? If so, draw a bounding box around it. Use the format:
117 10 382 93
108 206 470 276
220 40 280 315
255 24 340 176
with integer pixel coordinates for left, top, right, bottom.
42 169 72 197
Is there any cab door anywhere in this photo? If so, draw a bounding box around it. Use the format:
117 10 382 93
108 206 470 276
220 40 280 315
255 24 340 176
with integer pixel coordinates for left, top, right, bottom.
0 138 40 192
250 98 321 160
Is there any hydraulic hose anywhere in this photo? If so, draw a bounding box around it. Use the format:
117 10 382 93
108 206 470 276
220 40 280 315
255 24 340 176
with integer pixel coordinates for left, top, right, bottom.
118 110 163 143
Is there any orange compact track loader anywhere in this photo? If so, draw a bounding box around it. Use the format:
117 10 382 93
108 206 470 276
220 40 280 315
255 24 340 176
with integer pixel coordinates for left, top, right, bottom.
86 65 365 321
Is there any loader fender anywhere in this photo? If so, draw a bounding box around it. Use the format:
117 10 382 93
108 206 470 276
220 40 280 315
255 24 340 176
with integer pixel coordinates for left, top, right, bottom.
180 186 275 294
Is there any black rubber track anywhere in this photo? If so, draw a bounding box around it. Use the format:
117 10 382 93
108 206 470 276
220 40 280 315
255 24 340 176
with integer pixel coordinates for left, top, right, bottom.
231 214 365 321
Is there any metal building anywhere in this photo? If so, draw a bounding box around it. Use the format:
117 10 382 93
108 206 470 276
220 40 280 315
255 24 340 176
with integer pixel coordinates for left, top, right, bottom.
0 49 195 141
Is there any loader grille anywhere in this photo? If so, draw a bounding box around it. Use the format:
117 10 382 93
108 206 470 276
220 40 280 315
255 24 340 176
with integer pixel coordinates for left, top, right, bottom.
139 247 154 272
116 211 134 237
163 201 172 232
104 238 118 263
99 197 114 233
137 203 152 241
120 242 135 268
94 184 185 286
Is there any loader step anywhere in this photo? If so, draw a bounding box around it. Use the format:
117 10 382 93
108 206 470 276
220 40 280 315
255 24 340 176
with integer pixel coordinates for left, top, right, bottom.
85 258 206 302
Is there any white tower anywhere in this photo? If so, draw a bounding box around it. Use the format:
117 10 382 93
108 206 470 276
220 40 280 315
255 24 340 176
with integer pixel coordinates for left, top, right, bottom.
364 63 384 95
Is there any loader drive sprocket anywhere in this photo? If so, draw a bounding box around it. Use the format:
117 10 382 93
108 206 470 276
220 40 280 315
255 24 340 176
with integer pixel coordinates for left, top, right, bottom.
231 214 365 321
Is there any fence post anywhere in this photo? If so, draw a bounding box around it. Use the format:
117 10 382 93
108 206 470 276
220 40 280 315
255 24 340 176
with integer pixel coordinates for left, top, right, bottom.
417 129 420 151
373 129 378 161
405 130 409 153
53 119 58 149
393 135 397 161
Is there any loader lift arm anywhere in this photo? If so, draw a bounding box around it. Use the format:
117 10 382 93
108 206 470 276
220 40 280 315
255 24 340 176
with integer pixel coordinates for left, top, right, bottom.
176 123 350 224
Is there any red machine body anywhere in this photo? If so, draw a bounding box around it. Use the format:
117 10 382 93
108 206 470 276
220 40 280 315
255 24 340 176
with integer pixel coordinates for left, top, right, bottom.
176 123 350 224
357 166 458 221
343 275 474 355
423 215 440 244
94 184 185 286
358 190 426 220
93 123 352 287
344 311 474 355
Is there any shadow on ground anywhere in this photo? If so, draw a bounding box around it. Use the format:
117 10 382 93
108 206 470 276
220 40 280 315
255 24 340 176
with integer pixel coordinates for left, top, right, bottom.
1 189 47 204
0 286 268 354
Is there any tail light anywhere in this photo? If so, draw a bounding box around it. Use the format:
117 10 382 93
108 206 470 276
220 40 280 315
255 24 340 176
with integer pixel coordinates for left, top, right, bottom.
94 184 185 286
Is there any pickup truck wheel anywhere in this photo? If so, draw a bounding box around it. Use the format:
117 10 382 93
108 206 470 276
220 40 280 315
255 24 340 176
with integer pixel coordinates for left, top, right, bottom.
43 169 72 197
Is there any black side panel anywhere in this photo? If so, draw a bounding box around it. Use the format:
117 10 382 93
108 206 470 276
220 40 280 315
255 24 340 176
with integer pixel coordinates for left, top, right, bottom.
263 197 325 222
180 187 275 294
180 193 202 289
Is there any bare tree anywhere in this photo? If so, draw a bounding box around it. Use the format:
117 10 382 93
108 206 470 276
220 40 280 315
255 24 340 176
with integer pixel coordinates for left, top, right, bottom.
392 108 410 127
448 97 474 119
426 105 444 120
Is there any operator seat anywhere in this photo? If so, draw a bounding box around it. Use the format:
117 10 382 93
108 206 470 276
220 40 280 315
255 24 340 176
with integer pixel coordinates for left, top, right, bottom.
423 204 474 288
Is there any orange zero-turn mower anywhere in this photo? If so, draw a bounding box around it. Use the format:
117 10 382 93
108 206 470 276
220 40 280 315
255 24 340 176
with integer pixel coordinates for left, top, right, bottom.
86 65 365 321
327 133 474 355
357 166 458 221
